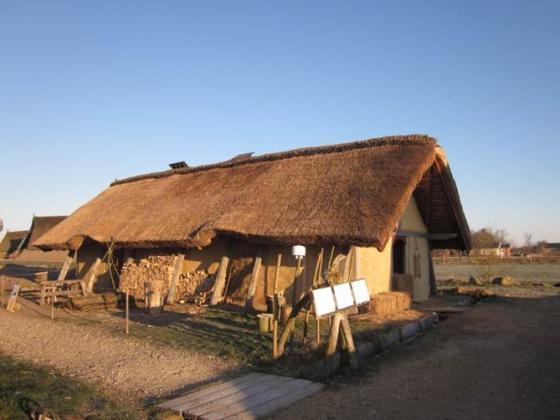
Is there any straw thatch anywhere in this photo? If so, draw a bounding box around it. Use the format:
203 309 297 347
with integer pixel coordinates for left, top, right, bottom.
35 135 470 252
0 230 28 257
21 216 67 250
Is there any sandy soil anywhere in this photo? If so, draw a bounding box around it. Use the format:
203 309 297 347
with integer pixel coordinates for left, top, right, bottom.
270 288 560 420
0 302 242 405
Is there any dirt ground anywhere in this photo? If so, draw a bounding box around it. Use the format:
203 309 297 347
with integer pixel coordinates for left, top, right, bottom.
270 287 560 420
0 301 242 407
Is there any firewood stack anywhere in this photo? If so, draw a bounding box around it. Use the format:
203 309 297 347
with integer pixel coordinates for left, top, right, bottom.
120 256 176 299
120 256 215 306
175 271 215 305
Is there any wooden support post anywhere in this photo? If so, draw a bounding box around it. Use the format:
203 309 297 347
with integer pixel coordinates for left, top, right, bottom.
272 320 279 359
292 257 302 309
166 254 185 304
270 252 283 359
57 255 74 281
85 258 102 294
277 293 311 356
210 256 230 306
273 253 282 294
51 293 54 320
245 254 262 311
1 275 4 304
325 312 343 357
340 313 358 369
316 318 321 347
125 290 130 335
312 248 324 287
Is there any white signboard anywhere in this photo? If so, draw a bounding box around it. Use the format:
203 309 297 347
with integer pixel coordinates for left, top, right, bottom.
350 279 370 305
333 283 355 310
312 287 337 317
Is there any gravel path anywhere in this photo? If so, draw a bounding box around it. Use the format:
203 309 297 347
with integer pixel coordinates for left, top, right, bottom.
0 304 241 405
270 288 560 419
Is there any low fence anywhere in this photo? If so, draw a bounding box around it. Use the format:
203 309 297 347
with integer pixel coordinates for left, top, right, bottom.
433 255 560 265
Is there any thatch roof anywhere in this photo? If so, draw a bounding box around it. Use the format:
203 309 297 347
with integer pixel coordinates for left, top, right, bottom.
35 135 471 252
0 230 28 256
20 216 67 251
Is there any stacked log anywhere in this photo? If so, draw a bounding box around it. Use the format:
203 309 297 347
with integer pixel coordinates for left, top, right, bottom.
175 271 215 305
119 256 176 299
359 291 412 316
120 256 215 306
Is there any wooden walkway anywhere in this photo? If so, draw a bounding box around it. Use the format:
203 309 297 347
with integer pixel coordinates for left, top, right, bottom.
158 373 323 419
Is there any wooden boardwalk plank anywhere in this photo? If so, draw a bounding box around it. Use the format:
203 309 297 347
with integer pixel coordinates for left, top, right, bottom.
230 382 323 420
158 373 324 419
203 379 319 420
158 373 265 410
187 375 293 417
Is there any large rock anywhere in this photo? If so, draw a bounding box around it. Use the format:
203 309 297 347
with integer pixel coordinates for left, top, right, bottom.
468 276 482 286
492 276 519 287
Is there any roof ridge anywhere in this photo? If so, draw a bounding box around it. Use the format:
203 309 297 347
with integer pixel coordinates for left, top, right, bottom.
111 134 436 186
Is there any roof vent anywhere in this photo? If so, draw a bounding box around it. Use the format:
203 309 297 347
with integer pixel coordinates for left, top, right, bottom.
169 161 189 170
230 152 254 162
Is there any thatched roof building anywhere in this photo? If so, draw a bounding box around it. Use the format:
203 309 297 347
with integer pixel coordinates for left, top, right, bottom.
0 230 28 258
15 216 68 262
19 216 67 250
35 135 470 253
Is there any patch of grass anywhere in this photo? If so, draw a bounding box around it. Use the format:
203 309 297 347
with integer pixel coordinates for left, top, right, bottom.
0 354 137 419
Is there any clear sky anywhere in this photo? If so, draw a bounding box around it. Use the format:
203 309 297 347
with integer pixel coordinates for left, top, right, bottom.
1 0 558 245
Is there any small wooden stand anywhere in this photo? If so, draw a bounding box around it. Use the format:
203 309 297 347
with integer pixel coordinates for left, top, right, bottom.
6 283 21 312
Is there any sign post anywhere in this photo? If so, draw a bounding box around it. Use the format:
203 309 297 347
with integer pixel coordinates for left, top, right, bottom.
6 283 21 312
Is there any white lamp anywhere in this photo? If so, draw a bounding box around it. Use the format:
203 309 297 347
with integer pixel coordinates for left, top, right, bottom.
291 245 306 258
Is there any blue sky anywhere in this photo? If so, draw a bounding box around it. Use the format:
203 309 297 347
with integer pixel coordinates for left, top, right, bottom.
1 0 558 245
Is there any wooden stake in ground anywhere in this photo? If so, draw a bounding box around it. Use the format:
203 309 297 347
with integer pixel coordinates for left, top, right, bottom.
51 294 54 321
1 275 4 305
125 290 130 335
6 282 20 312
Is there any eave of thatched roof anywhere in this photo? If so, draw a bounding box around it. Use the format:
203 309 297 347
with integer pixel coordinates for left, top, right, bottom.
20 215 67 251
0 230 28 255
35 134 471 252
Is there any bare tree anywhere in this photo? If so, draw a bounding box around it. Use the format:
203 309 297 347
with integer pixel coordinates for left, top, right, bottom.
523 233 533 248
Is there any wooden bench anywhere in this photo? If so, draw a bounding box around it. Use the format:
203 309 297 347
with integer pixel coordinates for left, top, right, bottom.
39 258 101 306
40 279 87 305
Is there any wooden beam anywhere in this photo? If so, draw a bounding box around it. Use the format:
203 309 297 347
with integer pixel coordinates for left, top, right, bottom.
325 312 343 357
166 254 185 304
57 255 74 281
210 256 230 306
245 254 262 310
273 253 282 294
85 258 102 293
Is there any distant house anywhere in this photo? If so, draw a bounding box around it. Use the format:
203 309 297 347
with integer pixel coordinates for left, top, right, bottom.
36 135 471 303
471 242 511 258
0 230 28 258
543 243 560 256
15 216 68 262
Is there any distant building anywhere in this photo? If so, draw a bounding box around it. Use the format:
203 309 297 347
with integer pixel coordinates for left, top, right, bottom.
0 230 28 258
471 242 511 258
543 243 560 256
